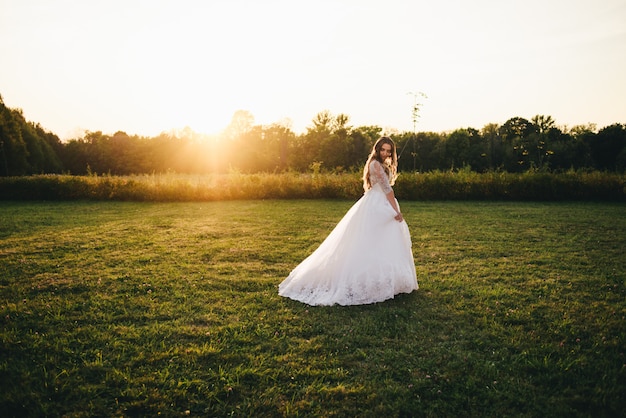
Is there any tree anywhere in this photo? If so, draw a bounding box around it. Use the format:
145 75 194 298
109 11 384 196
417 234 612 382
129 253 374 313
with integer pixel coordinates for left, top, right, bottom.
349 126 381 168
301 111 344 171
588 124 626 170
223 110 254 141
61 139 90 174
465 128 490 172
444 129 472 169
561 124 597 169
309 110 334 133
499 117 539 171
528 115 560 170
318 113 352 171
500 117 537 138
0 97 65 175
532 115 555 134
0 97 29 175
481 123 501 170
266 124 295 171
33 124 63 172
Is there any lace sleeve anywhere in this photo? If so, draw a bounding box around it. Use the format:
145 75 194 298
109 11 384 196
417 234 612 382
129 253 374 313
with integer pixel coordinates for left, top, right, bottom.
369 161 393 194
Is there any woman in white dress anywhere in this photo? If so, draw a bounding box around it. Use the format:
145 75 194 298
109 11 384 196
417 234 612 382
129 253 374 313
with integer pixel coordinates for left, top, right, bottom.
279 137 418 306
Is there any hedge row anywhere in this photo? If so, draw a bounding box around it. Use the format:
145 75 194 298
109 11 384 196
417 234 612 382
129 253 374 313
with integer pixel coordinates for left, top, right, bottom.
0 171 624 202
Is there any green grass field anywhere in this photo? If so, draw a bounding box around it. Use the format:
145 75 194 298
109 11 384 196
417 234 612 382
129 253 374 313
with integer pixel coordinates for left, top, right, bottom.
1 200 625 417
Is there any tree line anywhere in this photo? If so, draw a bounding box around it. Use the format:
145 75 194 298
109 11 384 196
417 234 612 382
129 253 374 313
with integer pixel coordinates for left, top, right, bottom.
1 96 625 176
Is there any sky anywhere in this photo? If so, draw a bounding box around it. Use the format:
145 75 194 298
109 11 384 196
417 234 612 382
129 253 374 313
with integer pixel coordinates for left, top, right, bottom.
1 0 625 140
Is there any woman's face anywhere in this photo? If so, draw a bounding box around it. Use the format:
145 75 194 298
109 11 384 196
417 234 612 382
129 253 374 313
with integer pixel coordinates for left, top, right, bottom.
379 143 392 160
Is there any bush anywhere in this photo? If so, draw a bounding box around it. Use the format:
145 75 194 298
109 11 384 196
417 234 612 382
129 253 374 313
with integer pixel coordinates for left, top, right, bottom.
0 171 624 201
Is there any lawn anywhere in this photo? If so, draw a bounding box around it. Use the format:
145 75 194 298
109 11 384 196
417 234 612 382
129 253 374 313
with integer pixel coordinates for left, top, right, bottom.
0 200 625 417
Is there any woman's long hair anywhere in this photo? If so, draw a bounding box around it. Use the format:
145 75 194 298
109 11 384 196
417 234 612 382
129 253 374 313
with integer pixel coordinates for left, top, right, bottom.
362 136 398 191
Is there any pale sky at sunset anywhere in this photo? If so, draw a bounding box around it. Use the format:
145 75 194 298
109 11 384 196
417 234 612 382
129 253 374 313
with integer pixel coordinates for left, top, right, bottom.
1 0 625 140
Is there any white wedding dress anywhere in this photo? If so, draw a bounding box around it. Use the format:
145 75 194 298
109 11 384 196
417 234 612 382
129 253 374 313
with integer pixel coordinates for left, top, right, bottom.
279 161 418 306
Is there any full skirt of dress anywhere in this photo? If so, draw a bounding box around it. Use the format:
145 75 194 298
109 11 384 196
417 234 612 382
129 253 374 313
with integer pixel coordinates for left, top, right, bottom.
278 183 418 306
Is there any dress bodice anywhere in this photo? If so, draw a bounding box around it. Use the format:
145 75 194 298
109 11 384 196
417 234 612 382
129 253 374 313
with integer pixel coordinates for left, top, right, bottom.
369 160 392 194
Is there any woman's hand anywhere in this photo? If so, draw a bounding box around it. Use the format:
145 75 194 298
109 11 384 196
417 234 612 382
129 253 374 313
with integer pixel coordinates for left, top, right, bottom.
394 212 403 222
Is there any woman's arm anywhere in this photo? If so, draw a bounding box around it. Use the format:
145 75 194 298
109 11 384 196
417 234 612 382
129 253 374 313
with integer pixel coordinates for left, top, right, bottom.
370 161 403 222
386 190 403 222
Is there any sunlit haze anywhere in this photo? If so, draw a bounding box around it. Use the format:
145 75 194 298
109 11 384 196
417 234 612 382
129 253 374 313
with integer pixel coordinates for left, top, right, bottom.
1 0 625 139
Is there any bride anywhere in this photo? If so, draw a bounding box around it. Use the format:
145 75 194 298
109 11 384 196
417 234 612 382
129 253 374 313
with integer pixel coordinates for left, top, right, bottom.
279 136 418 306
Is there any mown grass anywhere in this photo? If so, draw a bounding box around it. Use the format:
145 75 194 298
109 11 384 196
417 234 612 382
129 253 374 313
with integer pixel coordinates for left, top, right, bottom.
0 200 625 417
